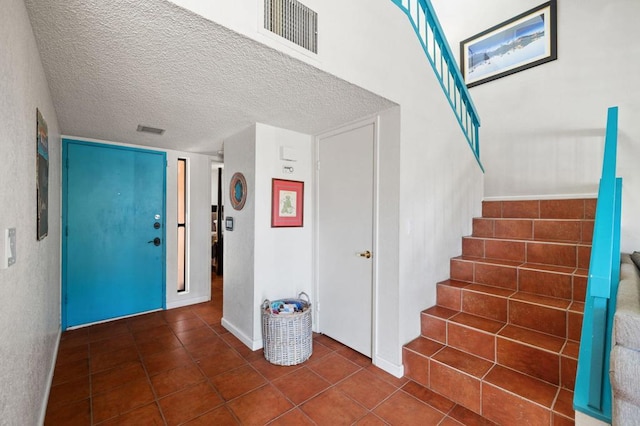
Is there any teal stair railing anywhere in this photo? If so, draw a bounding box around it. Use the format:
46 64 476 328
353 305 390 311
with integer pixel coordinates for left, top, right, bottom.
391 0 483 171
574 106 622 423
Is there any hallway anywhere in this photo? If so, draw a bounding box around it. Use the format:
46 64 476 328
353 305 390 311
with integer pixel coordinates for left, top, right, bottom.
45 275 495 425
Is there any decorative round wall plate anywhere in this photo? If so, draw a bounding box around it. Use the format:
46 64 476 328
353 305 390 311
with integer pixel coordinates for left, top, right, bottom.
229 172 247 210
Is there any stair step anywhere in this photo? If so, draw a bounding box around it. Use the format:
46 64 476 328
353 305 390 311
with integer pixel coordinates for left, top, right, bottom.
561 340 579 390
498 326 574 388
404 198 590 423
482 199 596 220
509 292 570 338
482 365 559 425
430 347 493 413
568 301 584 341
435 279 469 311
472 217 594 243
403 341 574 423
450 256 589 302
461 284 514 322
460 237 591 269
450 256 520 289
496 327 563 385
498 324 565 352
420 305 457 343
403 336 444 386
419 307 580 390
554 388 576 425
518 263 576 300
447 313 504 361
433 278 583 338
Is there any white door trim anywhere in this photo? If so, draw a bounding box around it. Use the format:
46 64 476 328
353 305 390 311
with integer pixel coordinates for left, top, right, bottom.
314 114 380 364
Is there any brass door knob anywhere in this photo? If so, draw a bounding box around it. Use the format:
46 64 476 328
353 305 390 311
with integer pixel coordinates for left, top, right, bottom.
358 250 372 259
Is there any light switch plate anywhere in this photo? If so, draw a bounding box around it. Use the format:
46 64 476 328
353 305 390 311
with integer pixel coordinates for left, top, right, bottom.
2 228 16 269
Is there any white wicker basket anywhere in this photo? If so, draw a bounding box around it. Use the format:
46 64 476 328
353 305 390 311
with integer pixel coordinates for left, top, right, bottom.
261 292 312 366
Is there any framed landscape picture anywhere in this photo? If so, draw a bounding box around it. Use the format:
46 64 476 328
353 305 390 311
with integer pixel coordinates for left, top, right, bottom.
460 0 557 87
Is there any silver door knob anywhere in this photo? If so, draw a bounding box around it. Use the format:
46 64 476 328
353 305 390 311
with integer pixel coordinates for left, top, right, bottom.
358 250 372 259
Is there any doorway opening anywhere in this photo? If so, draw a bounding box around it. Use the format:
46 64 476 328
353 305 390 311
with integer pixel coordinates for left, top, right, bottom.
211 162 224 276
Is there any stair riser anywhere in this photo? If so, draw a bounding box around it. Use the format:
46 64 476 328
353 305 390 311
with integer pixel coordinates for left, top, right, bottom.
430 360 483 414
420 314 446 343
448 322 496 362
561 355 577 391
449 260 588 302
450 258 473 282
472 218 594 244
574 275 587 302
433 283 585 339
527 242 577 268
403 349 429 387
482 199 596 220
519 268 573 299
509 300 567 338
462 291 508 323
451 258 518 289
568 311 583 341
496 338 560 385
436 284 462 311
461 238 590 269
420 313 574 386
475 263 517 289
482 383 552 426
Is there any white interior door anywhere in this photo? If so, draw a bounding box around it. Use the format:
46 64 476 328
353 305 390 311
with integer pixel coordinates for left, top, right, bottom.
318 122 374 357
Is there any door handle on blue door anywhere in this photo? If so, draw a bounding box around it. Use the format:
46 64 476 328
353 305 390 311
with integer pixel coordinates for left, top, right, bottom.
148 237 161 246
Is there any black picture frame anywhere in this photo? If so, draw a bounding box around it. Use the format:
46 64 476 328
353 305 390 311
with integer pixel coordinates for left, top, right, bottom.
460 0 557 88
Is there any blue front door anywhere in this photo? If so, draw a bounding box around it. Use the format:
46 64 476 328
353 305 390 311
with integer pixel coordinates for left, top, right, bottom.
62 139 166 328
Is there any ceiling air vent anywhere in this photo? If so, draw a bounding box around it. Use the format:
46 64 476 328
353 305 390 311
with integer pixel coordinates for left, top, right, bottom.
136 125 165 135
264 0 318 54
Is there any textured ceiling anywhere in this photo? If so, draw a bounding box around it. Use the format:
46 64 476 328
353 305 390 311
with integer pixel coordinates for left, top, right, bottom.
24 0 394 155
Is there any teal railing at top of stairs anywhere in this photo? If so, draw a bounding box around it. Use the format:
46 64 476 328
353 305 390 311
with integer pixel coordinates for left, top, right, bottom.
391 0 483 172
574 106 622 423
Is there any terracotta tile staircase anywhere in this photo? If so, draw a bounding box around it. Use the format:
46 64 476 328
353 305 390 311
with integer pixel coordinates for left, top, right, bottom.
403 199 596 425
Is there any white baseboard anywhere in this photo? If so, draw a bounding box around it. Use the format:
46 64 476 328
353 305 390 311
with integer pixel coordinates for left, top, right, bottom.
166 295 211 310
373 354 404 378
484 193 597 201
575 411 611 426
221 317 263 351
38 327 62 426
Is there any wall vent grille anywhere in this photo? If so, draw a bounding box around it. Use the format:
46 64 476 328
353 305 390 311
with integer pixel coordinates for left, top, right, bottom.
136 125 165 135
264 0 318 54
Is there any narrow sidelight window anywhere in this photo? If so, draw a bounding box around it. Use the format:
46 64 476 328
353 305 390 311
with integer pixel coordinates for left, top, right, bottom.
177 158 187 292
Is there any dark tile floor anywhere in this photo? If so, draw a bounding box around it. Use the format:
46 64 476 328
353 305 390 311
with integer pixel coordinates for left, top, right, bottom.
45 274 495 425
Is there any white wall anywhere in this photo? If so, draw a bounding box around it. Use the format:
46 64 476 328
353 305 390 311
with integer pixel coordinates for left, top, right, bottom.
254 124 313 341
221 125 257 347
0 0 61 423
432 0 640 252
222 123 313 348
62 136 214 310
375 107 402 370
169 0 485 372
